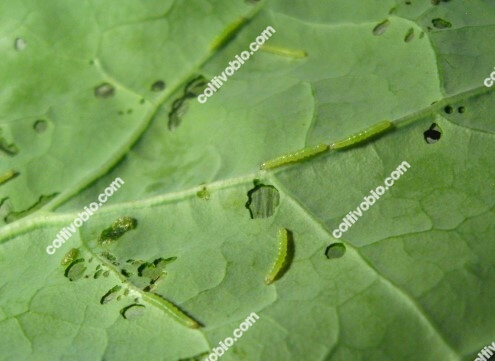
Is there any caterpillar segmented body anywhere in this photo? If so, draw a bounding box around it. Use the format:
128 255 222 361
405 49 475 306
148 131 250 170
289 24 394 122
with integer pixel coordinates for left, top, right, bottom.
260 44 307 58
265 228 291 285
261 144 329 170
145 292 201 329
330 120 393 150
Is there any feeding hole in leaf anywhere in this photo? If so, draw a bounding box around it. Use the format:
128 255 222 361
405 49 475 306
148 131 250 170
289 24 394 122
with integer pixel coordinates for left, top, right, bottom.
98 217 137 245
94 83 115 99
325 243 346 259
151 80 166 92
444 105 453 114
100 285 122 304
33 119 48 133
245 181 280 219
423 123 442 144
458 106 465 114
372 19 390 36
120 304 145 320
64 259 87 281
404 28 414 42
432 18 452 29
4 193 58 223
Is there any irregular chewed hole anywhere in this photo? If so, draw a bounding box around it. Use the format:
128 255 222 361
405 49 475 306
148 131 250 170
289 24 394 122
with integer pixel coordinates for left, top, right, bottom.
94 83 115 99
245 182 280 219
14 38 26 51
444 105 453 114
98 216 138 245
0 130 19 156
33 119 47 133
120 304 145 320
424 123 442 144
138 257 176 282
432 18 452 29
151 80 165 92
5 193 58 223
94 269 103 279
184 76 208 98
64 259 86 281
325 243 346 259
372 19 390 36
458 106 465 114
100 285 122 304
404 28 414 42
168 98 188 131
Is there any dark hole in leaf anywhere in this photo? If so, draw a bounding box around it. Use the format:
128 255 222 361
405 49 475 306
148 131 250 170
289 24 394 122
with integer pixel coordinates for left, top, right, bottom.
100 285 122 304
5 193 58 223
245 182 280 219
424 123 442 144
94 83 115 99
151 80 165 92
98 217 137 245
444 105 453 114
33 120 47 133
372 19 390 36
64 259 86 281
458 106 465 114
325 243 346 259
404 28 414 42
432 18 452 29
120 304 145 319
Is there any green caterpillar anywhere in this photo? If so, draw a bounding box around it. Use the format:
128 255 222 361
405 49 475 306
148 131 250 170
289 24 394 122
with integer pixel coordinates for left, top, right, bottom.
260 144 329 170
330 120 393 150
265 228 291 285
145 293 201 329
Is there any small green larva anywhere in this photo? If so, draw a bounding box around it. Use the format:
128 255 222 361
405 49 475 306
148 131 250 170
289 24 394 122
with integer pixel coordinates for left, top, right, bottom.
260 44 307 58
209 17 247 51
61 248 79 266
261 144 329 170
330 120 393 150
145 292 201 329
265 228 291 285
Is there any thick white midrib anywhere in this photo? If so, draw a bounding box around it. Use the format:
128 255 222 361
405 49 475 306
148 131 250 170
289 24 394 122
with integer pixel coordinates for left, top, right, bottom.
267 174 463 361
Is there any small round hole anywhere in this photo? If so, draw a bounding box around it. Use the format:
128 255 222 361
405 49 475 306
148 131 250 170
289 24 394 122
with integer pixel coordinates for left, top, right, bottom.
325 243 346 259
33 120 47 133
151 80 165 92
458 106 465 114
444 105 453 114
424 123 442 144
